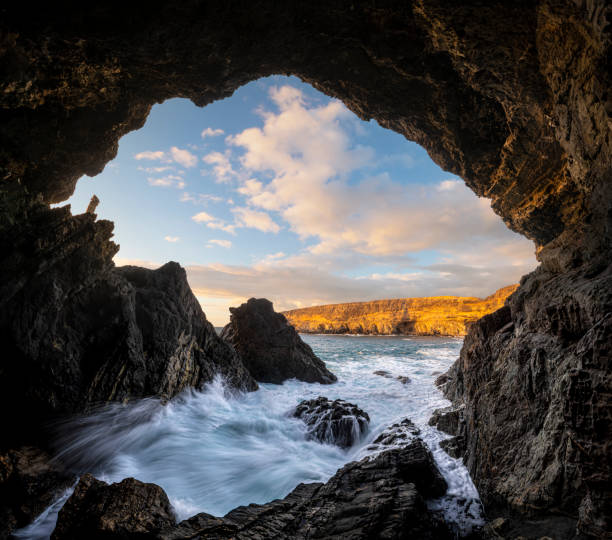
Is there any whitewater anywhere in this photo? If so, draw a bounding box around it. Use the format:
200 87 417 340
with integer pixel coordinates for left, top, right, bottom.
16 334 484 538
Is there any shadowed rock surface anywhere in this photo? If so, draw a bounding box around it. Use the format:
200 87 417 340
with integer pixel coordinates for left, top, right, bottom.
0 1 610 536
0 447 74 539
52 441 449 539
221 298 337 384
0 204 256 449
293 396 370 448
283 285 519 336
52 474 175 539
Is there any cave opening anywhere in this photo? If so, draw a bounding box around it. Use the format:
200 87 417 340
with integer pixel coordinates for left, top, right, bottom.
1 3 609 537
61 75 536 326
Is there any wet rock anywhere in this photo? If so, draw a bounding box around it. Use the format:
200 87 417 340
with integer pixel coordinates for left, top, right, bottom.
0 205 257 446
161 441 450 539
429 406 465 437
397 375 411 384
373 369 393 378
52 474 175 539
0 447 74 539
221 298 336 385
439 436 466 459
293 396 369 448
367 418 421 452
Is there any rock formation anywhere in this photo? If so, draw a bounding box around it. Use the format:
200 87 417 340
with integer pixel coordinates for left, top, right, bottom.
221 298 337 384
52 474 175 539
0 203 256 450
283 285 519 336
53 441 449 539
0 1 610 537
0 447 74 538
293 397 370 448
429 406 467 459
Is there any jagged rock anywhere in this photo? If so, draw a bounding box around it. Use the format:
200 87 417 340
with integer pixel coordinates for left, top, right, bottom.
52 474 175 539
159 441 449 539
293 397 369 448
283 286 518 335
439 437 466 459
367 418 421 452
429 406 465 437
373 370 393 378
442 260 612 534
221 298 336 385
397 375 411 384
0 447 74 539
0 204 256 447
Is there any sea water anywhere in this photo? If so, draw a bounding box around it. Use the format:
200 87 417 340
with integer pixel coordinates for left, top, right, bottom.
16 335 483 539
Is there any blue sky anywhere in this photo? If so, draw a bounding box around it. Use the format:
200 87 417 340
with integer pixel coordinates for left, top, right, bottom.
65 76 537 325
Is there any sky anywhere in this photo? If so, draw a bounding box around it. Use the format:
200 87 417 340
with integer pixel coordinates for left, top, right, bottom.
64 75 537 325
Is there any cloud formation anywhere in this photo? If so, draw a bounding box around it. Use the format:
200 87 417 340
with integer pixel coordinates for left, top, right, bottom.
207 239 232 249
164 236 180 243
201 127 225 138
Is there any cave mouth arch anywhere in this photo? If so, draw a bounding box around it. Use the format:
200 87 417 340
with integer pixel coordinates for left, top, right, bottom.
1 2 610 536
63 75 537 326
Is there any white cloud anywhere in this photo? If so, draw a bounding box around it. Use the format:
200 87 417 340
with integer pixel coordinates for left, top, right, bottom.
207 239 232 249
232 206 281 233
134 150 166 161
180 192 223 204
164 236 180 243
138 165 174 173
192 211 216 223
147 175 185 189
201 127 225 138
170 146 197 168
202 151 238 183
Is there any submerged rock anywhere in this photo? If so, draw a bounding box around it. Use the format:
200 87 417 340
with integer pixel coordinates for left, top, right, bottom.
293 396 369 448
52 474 175 539
374 370 411 384
221 298 337 385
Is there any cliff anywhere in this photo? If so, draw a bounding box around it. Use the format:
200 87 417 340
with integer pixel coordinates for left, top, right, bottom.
283 285 518 336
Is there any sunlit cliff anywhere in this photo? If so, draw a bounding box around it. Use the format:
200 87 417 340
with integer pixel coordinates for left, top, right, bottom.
283 285 518 336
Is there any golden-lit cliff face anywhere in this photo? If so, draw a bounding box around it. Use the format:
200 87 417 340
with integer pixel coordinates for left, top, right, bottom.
283 285 518 336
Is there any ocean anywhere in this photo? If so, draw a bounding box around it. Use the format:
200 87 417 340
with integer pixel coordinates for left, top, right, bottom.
16 334 483 538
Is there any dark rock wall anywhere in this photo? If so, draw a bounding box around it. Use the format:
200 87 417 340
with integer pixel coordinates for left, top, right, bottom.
0 0 610 535
0 202 256 447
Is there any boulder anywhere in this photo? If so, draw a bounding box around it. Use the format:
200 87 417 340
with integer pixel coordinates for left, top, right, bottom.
428 406 465 437
0 447 74 539
221 298 336 384
52 474 175 539
366 418 421 452
293 397 369 448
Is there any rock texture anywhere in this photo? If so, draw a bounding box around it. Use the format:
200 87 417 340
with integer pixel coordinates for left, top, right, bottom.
0 447 74 539
441 263 612 535
283 285 519 336
0 1 610 537
293 396 370 448
0 203 256 447
53 441 449 539
52 474 175 539
221 298 336 384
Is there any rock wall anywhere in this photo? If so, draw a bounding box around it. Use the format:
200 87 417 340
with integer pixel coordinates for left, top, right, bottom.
0 202 256 448
0 0 610 536
283 285 518 336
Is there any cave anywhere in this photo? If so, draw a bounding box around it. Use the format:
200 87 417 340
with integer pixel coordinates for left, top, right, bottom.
1 1 610 538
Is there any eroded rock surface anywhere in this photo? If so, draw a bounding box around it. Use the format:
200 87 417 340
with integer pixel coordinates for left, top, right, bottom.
52 474 175 539
0 447 74 539
221 298 336 384
441 261 612 535
293 396 370 448
0 204 256 447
